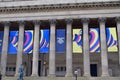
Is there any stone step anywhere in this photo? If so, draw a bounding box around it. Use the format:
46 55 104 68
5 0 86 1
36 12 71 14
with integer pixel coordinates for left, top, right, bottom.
3 77 120 80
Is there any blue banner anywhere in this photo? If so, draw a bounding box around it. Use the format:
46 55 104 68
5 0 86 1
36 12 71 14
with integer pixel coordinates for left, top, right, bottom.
8 31 18 54
0 31 3 53
40 29 50 53
56 29 65 53
24 30 33 54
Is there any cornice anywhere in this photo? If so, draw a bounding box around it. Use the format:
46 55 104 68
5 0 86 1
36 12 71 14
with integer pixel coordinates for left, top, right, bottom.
0 1 120 13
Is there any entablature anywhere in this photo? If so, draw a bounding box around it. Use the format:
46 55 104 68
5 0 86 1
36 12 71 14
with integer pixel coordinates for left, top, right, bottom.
0 1 120 14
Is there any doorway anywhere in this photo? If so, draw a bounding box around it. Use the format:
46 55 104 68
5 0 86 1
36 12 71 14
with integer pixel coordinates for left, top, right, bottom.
38 61 41 76
90 64 97 77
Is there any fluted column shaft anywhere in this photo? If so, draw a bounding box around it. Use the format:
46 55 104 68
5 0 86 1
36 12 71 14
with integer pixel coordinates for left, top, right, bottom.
116 17 120 64
65 19 73 77
0 22 10 76
31 21 40 76
82 18 90 77
99 18 109 76
48 19 56 77
15 21 25 76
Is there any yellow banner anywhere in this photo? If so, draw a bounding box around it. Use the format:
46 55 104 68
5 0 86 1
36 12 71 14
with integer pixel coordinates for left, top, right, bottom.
73 29 82 53
107 27 118 52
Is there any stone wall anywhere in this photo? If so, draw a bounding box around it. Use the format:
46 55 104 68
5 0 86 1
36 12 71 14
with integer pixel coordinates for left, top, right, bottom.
3 52 120 77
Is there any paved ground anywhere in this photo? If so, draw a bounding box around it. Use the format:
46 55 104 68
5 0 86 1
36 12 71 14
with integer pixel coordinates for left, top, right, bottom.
2 77 120 80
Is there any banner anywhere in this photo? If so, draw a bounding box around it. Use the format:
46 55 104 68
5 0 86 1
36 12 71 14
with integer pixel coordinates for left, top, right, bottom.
106 27 118 52
0 31 3 53
24 30 33 54
40 29 50 53
56 29 65 53
89 28 100 53
73 29 82 53
8 31 18 54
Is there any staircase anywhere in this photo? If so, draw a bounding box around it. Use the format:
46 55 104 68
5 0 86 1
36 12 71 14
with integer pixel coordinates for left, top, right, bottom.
3 77 120 80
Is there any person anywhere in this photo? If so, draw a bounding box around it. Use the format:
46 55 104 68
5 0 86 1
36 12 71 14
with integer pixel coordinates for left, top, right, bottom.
17 64 24 80
74 70 78 80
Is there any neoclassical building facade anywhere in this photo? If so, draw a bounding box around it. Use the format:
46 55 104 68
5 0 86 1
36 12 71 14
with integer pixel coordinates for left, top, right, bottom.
0 0 120 78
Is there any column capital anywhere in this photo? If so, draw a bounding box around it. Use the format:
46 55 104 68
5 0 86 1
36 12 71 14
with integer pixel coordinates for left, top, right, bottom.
65 19 73 24
98 17 106 23
49 19 57 25
81 18 89 23
33 20 41 25
2 21 10 26
115 17 120 22
17 21 25 25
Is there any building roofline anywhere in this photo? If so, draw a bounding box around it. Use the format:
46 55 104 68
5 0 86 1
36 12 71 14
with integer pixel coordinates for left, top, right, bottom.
0 0 120 8
0 1 120 13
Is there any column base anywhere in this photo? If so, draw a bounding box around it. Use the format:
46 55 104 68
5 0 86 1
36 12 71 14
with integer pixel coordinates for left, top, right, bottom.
31 74 39 77
48 74 56 77
65 73 73 77
14 73 19 77
101 74 109 77
1 75 6 77
83 73 91 77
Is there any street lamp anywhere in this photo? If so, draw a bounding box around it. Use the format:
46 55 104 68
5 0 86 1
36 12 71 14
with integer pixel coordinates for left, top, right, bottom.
74 70 78 80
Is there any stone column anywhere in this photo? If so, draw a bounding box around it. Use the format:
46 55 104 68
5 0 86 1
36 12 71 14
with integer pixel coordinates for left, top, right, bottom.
0 22 10 76
48 19 56 77
82 18 90 77
116 17 120 65
15 21 25 76
99 18 109 76
31 21 40 76
65 19 73 77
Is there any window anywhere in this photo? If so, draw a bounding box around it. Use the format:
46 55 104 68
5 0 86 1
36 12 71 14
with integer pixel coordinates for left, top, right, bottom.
56 66 66 72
